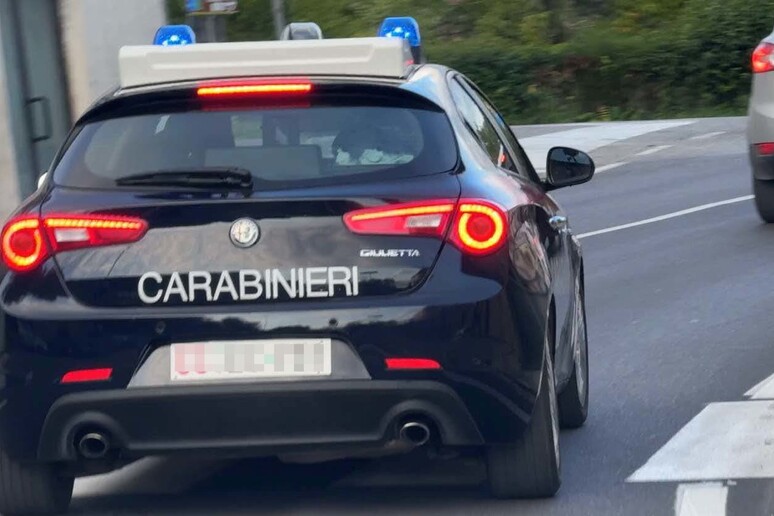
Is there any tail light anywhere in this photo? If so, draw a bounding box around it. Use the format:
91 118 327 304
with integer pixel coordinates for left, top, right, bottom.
344 200 456 238
60 368 113 384
1 214 148 272
1 218 44 272
450 202 506 255
385 358 442 370
43 216 147 252
343 198 507 255
756 142 774 156
753 42 774 73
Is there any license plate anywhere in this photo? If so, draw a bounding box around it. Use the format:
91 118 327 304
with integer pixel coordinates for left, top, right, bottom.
170 338 332 381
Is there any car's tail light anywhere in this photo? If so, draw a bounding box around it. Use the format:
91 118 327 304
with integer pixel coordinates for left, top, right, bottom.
753 43 774 73
1 214 148 272
60 368 113 384
756 142 774 156
197 81 313 97
343 198 507 255
450 201 506 255
385 358 442 370
1 218 45 272
43 216 147 252
344 200 456 238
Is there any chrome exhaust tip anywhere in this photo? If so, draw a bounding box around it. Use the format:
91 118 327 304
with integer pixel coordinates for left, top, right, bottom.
399 421 431 447
77 432 110 459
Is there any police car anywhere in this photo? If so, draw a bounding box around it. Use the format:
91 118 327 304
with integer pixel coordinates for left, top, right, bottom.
0 19 594 514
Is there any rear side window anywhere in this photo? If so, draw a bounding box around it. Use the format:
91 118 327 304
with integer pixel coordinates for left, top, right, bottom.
449 79 504 166
56 97 458 189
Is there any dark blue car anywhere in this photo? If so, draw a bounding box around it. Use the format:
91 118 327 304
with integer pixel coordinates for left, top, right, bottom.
0 34 593 514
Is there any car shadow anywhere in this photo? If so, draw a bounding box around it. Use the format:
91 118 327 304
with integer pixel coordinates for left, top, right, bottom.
69 453 547 515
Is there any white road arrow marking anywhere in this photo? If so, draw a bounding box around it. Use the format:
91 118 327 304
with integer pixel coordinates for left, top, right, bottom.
675 483 728 516
745 371 774 399
629 401 774 482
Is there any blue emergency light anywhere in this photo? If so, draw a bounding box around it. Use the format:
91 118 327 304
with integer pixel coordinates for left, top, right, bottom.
378 17 424 63
378 17 421 48
154 25 196 46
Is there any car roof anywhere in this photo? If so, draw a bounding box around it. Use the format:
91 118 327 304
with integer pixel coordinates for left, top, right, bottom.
80 63 455 127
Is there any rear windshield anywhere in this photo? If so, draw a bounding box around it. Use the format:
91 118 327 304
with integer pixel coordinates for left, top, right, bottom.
53 99 458 189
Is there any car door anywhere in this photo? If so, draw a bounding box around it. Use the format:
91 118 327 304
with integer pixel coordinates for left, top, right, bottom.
451 75 575 379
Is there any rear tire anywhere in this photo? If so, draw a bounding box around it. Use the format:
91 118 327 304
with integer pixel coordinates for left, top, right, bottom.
0 448 73 515
754 179 774 223
558 278 589 429
486 347 561 499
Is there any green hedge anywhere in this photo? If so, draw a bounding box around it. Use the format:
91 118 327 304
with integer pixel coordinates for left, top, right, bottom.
433 0 774 123
167 0 774 123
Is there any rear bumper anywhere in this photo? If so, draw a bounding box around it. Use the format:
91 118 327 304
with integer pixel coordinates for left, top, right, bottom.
0 244 550 462
39 380 483 461
750 144 774 181
749 90 774 180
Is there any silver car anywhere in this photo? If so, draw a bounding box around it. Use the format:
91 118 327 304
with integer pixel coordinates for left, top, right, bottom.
749 34 774 221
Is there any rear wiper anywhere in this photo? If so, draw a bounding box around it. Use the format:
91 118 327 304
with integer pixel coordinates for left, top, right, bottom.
115 167 254 191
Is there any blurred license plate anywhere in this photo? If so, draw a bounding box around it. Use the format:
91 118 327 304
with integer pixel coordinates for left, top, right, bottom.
170 338 331 381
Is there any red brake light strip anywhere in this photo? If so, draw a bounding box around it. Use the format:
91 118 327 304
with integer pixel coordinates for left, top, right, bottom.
197 83 313 97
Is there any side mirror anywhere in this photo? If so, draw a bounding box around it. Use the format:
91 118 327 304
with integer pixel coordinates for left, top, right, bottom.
37 172 48 190
545 147 595 190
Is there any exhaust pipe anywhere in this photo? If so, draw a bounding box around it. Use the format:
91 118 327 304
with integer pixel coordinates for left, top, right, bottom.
399 421 431 447
77 432 110 459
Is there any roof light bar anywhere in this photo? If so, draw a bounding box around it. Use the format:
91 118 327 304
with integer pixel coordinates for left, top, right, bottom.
119 38 413 88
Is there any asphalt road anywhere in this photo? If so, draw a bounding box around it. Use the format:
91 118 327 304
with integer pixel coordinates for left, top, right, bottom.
69 116 774 515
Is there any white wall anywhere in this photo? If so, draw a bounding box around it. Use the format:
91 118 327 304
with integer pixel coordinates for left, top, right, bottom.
59 0 167 118
0 26 19 221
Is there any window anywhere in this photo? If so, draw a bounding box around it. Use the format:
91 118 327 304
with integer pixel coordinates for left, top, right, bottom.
56 101 458 190
461 79 540 183
449 79 506 168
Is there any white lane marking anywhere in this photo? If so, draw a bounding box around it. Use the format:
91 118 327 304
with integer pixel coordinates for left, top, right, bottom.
577 196 754 239
675 483 728 516
690 131 726 141
745 371 774 398
518 120 695 170
595 162 626 174
636 145 672 157
628 401 774 482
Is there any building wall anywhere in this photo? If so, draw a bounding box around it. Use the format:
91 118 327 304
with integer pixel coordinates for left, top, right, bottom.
0 0 165 220
59 0 167 118
0 27 18 221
